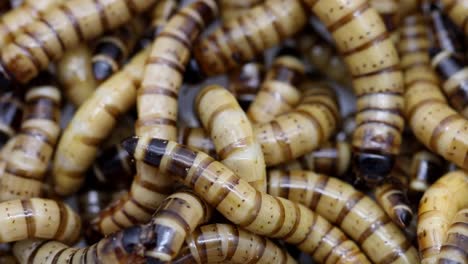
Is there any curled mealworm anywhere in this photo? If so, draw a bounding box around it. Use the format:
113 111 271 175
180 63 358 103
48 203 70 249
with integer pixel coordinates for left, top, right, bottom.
437 207 468 263
0 91 23 148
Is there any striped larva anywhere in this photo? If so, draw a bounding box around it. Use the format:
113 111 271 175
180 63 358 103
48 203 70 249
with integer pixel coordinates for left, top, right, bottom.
227 61 265 111
247 50 305 124
0 0 157 86
0 198 80 244
197 85 266 191
175 223 296 264
178 127 216 158
52 48 149 196
369 0 400 42
138 0 178 49
0 91 23 148
438 0 468 38
219 0 264 21
429 7 464 61
91 0 218 236
408 149 445 195
417 170 468 263
56 44 98 106
254 85 340 166
0 79 61 201
267 169 419 264
191 0 308 77
124 137 372 264
437 207 468 263
91 17 145 82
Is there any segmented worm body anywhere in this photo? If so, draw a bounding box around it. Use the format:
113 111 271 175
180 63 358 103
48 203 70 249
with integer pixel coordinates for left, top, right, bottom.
138 0 178 49
369 0 400 42
438 0 468 38
124 137 372 264
178 127 216 158
0 80 61 200
219 0 265 21
437 207 468 263
408 150 445 194
0 91 23 148
227 61 265 110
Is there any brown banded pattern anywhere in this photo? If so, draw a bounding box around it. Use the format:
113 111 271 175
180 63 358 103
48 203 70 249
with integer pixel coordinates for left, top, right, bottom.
437 207 468 263
0 198 80 244
193 0 308 76
254 84 340 166
0 91 23 148
0 81 61 201
138 0 178 48
197 85 266 191
91 17 145 81
370 0 400 42
438 0 468 39
124 137 371 264
247 54 305 124
178 127 216 158
52 48 149 196
267 169 419 264
175 223 297 264
92 0 218 236
227 60 265 110
220 0 265 21
417 170 468 264
56 44 98 106
408 149 445 194
0 0 157 85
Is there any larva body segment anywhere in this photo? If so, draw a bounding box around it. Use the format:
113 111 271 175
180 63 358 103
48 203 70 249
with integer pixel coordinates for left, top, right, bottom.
0 91 23 148
220 0 265 21
92 0 218 236
417 170 468 264
408 150 445 194
139 0 178 49
369 0 400 42
254 85 340 166
193 0 308 76
0 0 157 86
56 44 98 106
0 198 80 244
438 0 468 38
175 223 297 264
124 138 371 264
437 207 468 263
91 17 145 81
197 85 266 191
247 54 305 124
52 48 149 196
227 61 265 110
178 127 216 158
0 81 61 200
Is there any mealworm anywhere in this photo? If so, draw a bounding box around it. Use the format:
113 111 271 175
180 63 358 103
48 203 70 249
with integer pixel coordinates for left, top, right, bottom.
429 6 464 61
0 198 80 244
197 85 266 191
254 84 340 166
124 137 371 264
437 207 468 264
92 0 218 236
438 0 468 38
0 91 23 148
0 0 156 86
247 51 305 124
0 79 61 201
219 0 264 21
178 127 216 158
192 0 308 76
52 48 149 196
175 223 296 264
56 44 98 106
91 17 145 82
369 0 400 42
227 61 265 111
78 189 112 243
138 0 178 49
417 170 468 264
267 169 419 264
408 149 445 194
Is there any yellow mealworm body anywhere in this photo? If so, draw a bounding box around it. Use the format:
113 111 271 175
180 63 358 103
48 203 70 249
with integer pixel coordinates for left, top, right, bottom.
0 79 61 200
0 198 80 244
247 52 305 124
176 223 297 264
192 0 308 76
437 208 468 263
138 0 178 49
418 171 468 264
0 0 157 86
178 127 216 158
267 169 419 264
220 0 265 21
254 84 340 166
92 0 218 236
304 0 405 185
91 17 145 82
227 61 265 110
197 85 266 191
52 48 149 196
0 91 23 148
408 150 445 194
56 44 98 106
124 137 371 264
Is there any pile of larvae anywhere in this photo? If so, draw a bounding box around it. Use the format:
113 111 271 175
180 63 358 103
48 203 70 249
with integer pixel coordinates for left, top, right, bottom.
0 0 466 263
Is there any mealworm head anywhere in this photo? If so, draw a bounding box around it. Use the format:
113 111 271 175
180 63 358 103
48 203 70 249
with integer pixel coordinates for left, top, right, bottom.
184 58 205 84
353 152 395 185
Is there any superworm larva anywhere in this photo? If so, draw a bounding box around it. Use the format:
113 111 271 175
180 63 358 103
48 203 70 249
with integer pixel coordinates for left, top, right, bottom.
91 17 145 82
0 79 61 201
192 0 308 76
56 44 98 106
0 0 157 86
254 85 340 166
138 0 178 49
227 61 265 111
178 127 216 158
247 51 305 124
0 91 23 148
417 170 468 264
92 0 218 236
219 0 264 21
197 85 266 191
52 48 149 196
174 223 296 264
0 198 80 244
408 149 445 194
429 6 464 61
124 137 372 264
437 207 468 263
267 169 419 264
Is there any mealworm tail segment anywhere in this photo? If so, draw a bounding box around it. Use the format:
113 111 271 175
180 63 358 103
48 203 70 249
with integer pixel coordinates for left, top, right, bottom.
353 151 395 186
